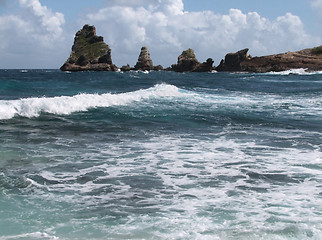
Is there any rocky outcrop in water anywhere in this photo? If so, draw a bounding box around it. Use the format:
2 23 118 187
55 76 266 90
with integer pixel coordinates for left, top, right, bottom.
194 58 215 72
216 47 322 73
216 48 251 72
170 48 199 72
120 46 163 72
60 25 118 72
133 46 163 71
134 46 153 71
61 25 322 73
170 48 214 72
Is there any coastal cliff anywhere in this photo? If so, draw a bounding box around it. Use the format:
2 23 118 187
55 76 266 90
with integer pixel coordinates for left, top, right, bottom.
216 47 322 73
60 25 118 72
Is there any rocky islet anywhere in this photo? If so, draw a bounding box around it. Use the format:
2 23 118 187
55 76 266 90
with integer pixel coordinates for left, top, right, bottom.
61 24 322 73
60 25 118 72
216 47 322 73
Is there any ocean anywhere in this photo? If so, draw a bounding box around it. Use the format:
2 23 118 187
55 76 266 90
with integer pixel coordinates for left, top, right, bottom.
0 69 321 240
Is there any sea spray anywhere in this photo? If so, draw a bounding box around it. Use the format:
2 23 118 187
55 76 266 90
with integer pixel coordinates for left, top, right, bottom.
0 84 181 120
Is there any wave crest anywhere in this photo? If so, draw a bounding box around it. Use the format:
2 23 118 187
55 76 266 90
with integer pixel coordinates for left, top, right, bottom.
0 84 180 120
267 68 322 75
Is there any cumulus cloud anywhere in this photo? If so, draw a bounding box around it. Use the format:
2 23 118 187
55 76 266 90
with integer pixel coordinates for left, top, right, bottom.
83 0 320 67
0 0 320 68
0 0 66 68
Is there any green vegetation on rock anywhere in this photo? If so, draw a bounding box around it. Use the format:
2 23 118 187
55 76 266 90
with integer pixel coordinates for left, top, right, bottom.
60 24 117 72
181 48 196 59
312 46 322 55
72 34 109 60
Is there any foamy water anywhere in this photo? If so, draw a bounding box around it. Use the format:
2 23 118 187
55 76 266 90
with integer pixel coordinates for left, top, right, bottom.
0 70 321 239
0 84 180 119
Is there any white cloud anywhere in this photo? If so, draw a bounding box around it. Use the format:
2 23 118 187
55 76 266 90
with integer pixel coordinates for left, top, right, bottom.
18 0 65 40
83 0 320 67
0 0 320 68
0 0 66 68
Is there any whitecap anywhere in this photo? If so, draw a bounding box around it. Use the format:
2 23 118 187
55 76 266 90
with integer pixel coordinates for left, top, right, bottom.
267 68 322 75
0 84 182 120
1 232 59 240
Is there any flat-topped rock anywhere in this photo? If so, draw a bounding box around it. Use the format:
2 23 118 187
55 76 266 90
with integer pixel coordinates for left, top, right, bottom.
216 47 322 73
60 25 118 72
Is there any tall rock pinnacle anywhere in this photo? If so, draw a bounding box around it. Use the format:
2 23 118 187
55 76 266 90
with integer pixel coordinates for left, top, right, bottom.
134 46 153 71
60 25 118 72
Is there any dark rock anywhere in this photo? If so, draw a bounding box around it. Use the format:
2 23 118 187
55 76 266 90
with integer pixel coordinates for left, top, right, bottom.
194 58 214 72
153 65 164 71
171 48 200 72
216 48 251 72
216 46 322 73
121 64 131 72
134 46 154 71
98 49 113 64
133 46 164 71
75 55 88 66
170 49 213 72
89 36 104 44
60 24 118 72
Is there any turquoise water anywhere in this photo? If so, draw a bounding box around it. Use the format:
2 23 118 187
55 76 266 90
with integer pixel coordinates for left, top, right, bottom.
0 70 321 239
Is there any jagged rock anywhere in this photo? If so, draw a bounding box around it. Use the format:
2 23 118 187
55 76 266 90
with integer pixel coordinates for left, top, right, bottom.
121 64 131 72
134 46 153 71
171 48 200 72
154 65 164 71
216 48 251 72
170 48 213 72
60 24 118 72
194 58 215 72
216 47 322 73
133 46 163 71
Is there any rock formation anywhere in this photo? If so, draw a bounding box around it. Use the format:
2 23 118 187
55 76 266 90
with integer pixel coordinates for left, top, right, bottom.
170 48 199 72
133 46 163 71
170 48 214 72
60 25 118 72
61 25 322 74
216 49 251 72
120 46 163 72
134 46 153 71
120 64 131 72
194 58 215 72
216 47 322 73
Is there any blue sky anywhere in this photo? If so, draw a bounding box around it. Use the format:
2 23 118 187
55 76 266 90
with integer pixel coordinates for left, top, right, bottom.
0 0 322 68
26 0 315 22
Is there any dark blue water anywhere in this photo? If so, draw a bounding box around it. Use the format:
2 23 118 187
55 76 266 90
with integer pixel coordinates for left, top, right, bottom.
0 69 321 239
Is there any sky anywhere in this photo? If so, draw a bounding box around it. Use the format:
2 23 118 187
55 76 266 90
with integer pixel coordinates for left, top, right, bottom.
1 0 322 69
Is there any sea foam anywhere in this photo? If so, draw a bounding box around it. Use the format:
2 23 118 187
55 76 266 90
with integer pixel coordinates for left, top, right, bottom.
0 84 181 120
267 68 322 75
1 232 59 240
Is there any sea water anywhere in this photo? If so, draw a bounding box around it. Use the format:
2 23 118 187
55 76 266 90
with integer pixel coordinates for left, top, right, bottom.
0 69 321 239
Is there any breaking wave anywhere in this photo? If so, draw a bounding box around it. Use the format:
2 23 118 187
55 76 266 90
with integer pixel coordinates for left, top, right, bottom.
267 68 322 75
0 84 181 120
